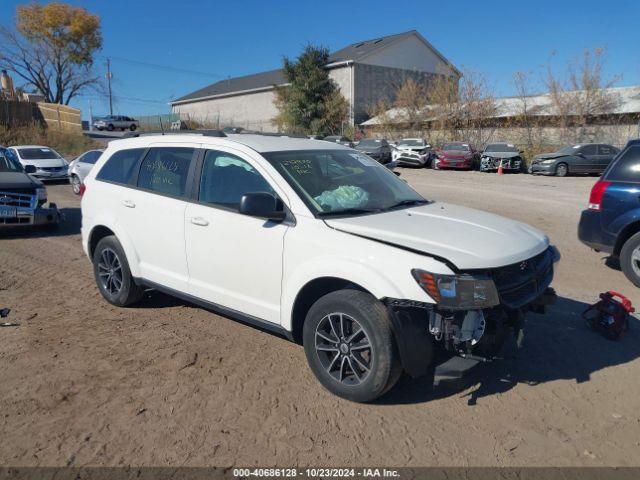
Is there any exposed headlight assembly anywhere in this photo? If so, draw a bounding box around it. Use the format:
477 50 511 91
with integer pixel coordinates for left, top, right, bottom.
412 269 500 310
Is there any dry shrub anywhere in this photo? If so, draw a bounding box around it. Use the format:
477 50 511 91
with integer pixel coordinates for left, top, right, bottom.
0 123 100 157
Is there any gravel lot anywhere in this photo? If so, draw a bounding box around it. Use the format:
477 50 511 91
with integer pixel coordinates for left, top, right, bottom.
1 169 639 467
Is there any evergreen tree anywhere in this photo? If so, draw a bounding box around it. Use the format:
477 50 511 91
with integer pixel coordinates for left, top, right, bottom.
274 45 349 136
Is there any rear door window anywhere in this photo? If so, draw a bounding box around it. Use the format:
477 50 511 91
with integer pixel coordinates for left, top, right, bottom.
598 145 617 156
96 148 145 185
579 145 597 156
137 147 195 198
605 146 640 183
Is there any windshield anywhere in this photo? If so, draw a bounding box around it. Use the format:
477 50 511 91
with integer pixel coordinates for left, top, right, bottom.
557 145 580 155
398 139 424 147
17 147 61 160
263 149 426 216
357 139 382 147
485 143 518 153
0 149 23 172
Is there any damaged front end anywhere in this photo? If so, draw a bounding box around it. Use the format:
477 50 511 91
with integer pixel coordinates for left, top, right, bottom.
384 246 559 380
480 155 523 172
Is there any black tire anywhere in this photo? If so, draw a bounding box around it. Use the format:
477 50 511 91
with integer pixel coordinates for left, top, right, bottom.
130 124 137 131
556 163 568 177
92 235 144 306
303 289 400 402
620 232 640 287
71 174 81 195
107 124 114 131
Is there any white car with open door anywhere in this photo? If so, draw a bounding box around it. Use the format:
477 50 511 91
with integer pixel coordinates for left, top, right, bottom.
81 131 558 402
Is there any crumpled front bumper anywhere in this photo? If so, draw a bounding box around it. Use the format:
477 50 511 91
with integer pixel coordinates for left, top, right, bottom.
529 162 555 174
481 157 522 171
0 204 60 228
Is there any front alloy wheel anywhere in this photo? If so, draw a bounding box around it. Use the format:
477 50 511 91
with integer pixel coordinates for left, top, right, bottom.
315 312 373 385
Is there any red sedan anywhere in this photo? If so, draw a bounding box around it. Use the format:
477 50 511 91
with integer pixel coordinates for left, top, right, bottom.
434 142 478 170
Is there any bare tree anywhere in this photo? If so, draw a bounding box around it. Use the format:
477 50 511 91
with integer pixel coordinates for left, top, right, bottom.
546 48 621 143
456 69 498 148
393 78 428 135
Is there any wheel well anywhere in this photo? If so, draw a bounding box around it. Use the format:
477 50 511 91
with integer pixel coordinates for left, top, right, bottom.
88 225 115 258
290 277 368 343
614 221 640 256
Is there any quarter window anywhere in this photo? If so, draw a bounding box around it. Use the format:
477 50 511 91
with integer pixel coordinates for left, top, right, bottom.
137 147 194 198
598 145 617 156
199 150 275 208
605 146 640 183
80 151 102 164
96 148 145 185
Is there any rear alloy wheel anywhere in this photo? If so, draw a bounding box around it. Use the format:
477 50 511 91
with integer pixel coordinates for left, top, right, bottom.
107 124 114 131
71 174 81 195
620 232 640 287
130 124 137 131
93 235 144 306
556 163 568 177
303 289 400 402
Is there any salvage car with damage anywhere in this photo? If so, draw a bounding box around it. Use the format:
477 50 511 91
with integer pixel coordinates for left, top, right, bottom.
392 138 433 167
480 143 524 172
81 132 559 402
0 146 60 229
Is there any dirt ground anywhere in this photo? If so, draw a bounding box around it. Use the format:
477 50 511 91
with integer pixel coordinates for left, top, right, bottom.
1 169 640 467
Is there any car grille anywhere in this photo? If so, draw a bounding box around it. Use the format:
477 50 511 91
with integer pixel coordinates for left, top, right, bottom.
0 190 37 209
39 166 65 172
489 248 554 309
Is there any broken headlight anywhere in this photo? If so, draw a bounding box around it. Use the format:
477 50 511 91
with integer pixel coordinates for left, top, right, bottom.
412 269 500 310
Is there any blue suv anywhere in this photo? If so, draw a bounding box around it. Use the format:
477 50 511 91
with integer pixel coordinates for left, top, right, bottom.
578 139 640 286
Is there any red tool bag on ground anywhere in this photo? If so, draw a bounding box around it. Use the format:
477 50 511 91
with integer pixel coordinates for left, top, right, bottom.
583 291 634 340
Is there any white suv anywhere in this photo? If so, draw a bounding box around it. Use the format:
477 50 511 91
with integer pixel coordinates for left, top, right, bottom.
81 132 558 402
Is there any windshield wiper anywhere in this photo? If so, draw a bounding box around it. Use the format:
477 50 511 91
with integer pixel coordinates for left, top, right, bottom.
385 199 429 210
317 207 382 217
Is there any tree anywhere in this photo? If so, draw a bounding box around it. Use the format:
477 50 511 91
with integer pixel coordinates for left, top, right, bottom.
0 2 103 104
273 45 349 136
393 78 428 134
545 48 621 143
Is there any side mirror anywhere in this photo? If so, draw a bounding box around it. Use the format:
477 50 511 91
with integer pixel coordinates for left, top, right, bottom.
24 165 36 174
239 192 286 221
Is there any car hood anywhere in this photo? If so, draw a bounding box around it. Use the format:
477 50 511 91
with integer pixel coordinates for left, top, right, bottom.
534 153 569 161
482 151 520 159
0 171 40 190
355 146 381 152
397 145 426 151
325 202 549 270
440 151 471 159
21 158 67 168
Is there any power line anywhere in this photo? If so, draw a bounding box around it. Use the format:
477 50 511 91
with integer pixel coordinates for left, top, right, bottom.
102 55 224 79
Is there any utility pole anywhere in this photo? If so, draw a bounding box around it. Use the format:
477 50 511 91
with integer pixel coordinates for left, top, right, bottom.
88 99 93 132
106 58 113 115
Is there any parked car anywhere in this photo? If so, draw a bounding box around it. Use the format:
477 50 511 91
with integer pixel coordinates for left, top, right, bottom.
8 145 69 181
480 143 524 173
93 115 139 132
392 138 433 167
81 132 558 402
354 138 392 164
434 142 478 170
0 146 59 229
323 135 355 148
68 149 104 194
578 140 640 286
530 143 620 177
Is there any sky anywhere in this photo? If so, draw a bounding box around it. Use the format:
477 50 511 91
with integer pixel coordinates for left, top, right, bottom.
1 0 639 119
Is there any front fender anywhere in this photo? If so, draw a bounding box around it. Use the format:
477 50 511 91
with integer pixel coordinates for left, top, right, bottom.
280 257 410 331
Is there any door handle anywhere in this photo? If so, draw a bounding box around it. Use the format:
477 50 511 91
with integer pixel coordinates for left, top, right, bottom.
190 217 209 227
122 200 135 208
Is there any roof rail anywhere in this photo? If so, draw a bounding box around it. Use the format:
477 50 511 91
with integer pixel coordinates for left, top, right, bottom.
122 129 227 138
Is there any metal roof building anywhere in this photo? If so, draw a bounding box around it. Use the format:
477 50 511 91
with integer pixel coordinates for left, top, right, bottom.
170 30 459 132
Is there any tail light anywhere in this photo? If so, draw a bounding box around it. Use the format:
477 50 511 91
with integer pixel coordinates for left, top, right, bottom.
588 180 611 211
79 183 86 197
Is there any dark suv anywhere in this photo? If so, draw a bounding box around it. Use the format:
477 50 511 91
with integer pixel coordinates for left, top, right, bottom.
0 147 59 229
578 140 640 285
